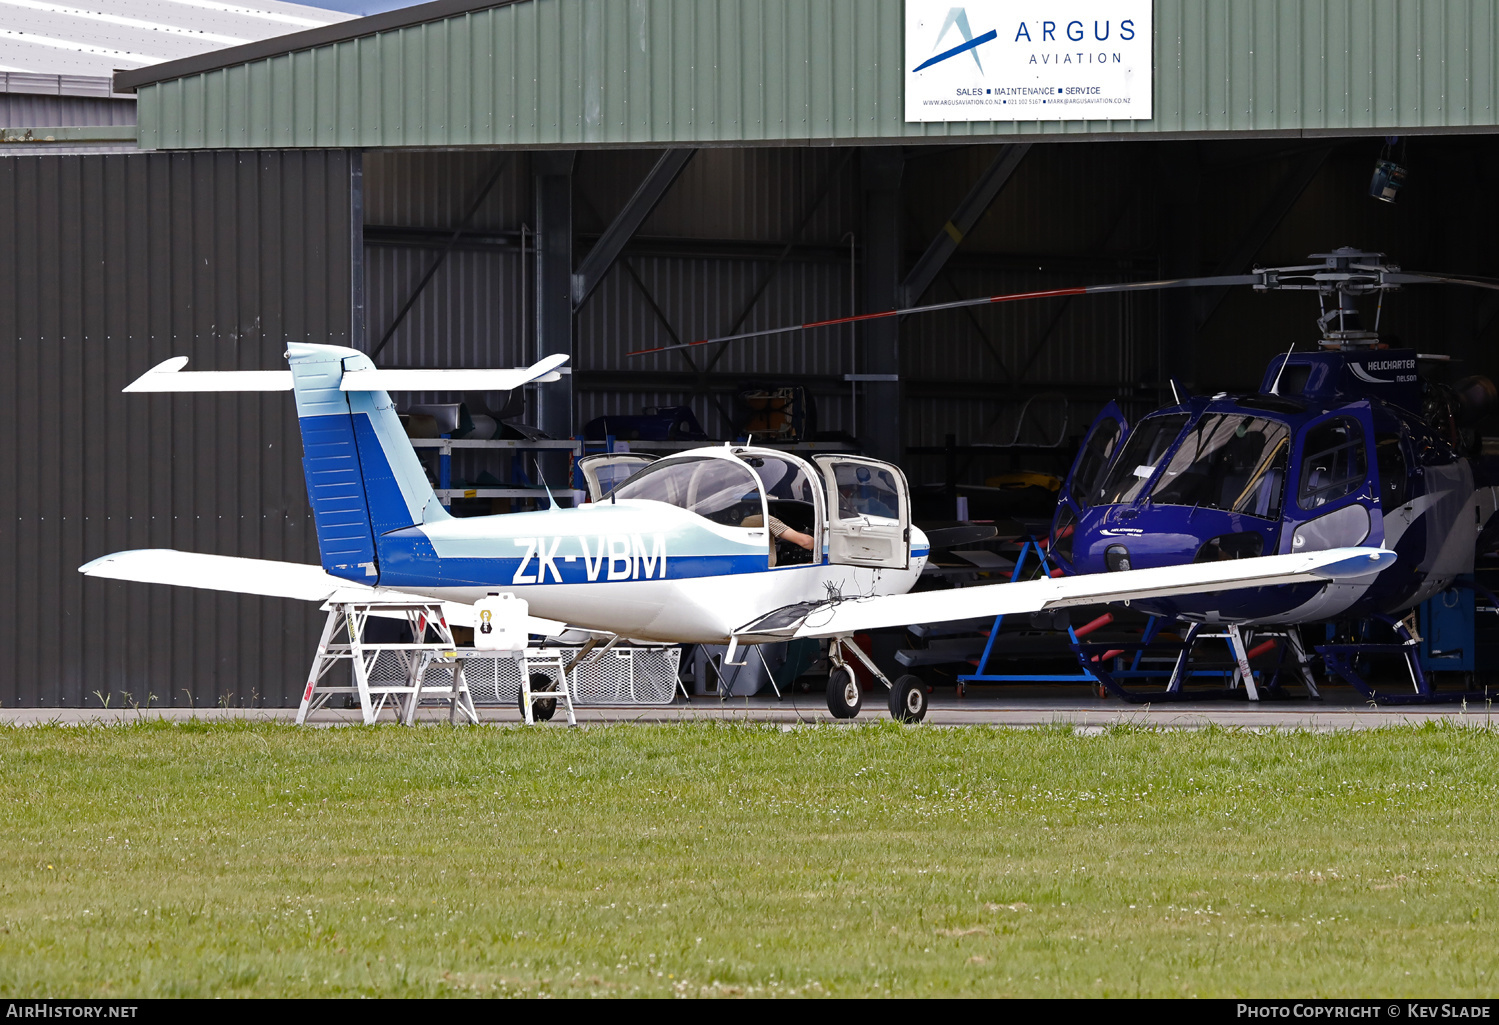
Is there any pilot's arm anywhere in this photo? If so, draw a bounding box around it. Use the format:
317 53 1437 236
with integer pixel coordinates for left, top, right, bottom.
768 515 815 551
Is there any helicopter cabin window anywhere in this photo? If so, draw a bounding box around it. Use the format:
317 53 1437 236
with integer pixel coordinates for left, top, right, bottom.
1147 414 1291 520
1274 364 1312 397
740 454 819 565
1298 418 1368 508
1069 418 1123 508
1376 433 1408 508
612 458 764 527
1095 414 1190 506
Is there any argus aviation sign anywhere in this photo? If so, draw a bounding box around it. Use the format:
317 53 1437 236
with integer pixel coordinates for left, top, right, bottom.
905 1 1153 122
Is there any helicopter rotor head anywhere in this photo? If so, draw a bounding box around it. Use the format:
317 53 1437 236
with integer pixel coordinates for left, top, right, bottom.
1251 247 1402 348
1253 248 1398 296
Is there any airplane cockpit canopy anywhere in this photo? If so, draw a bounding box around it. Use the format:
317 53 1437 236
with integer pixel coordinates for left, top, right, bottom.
741 453 819 504
612 456 763 527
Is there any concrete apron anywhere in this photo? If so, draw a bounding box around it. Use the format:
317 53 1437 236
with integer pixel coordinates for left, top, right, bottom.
3 693 1496 731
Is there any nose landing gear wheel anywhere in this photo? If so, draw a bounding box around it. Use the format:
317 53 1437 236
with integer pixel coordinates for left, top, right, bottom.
518 673 558 722
889 674 928 723
826 665 862 719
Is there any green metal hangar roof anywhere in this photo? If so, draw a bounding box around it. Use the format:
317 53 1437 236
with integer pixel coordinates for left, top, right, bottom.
115 0 1499 150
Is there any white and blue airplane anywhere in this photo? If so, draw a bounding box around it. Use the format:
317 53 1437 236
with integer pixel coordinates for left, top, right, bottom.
80 342 1395 721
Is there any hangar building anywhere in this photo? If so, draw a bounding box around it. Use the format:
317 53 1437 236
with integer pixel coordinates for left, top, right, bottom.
5 0 1499 707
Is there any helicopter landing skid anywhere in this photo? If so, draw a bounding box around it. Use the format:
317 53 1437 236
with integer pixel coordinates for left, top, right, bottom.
1317 615 1483 705
1072 622 1321 704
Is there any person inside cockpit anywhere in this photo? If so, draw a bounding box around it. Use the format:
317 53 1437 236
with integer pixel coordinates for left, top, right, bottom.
766 515 814 552
741 454 819 566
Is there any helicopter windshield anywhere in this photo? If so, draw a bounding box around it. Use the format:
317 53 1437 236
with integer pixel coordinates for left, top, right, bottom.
1095 414 1190 505
612 457 764 526
1147 414 1291 519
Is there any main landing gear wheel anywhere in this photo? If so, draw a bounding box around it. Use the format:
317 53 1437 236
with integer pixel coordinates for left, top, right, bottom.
826 665 862 719
517 673 557 722
889 674 928 723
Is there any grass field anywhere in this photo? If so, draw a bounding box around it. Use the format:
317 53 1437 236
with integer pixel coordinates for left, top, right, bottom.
1 720 1496 998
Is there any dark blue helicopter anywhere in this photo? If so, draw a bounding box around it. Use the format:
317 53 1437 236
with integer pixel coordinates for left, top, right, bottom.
1049 250 1498 626
635 247 1499 701
1035 249 1499 700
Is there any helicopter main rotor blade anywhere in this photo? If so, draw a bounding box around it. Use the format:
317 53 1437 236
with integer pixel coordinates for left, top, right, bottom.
625 274 1262 357
1383 271 1499 292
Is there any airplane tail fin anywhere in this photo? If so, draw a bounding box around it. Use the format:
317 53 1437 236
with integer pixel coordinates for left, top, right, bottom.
123 343 569 585
287 343 443 583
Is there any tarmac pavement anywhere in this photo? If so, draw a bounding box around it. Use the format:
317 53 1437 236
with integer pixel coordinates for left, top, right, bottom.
3 686 1495 730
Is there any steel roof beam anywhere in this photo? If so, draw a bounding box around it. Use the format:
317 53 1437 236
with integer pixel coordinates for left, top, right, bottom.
535 151 576 462
571 148 694 311
899 143 1029 307
861 146 905 462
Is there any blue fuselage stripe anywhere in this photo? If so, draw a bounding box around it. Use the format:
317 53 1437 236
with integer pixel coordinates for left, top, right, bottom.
377 537 769 588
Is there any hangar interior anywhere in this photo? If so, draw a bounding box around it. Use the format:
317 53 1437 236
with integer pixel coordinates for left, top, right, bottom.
6 0 1499 708
361 137 1499 497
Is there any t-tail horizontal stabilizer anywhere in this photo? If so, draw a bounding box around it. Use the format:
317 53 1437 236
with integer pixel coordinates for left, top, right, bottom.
123 353 569 393
733 547 1396 642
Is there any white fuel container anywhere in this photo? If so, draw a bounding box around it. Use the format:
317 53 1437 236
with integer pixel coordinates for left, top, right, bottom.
472 592 529 653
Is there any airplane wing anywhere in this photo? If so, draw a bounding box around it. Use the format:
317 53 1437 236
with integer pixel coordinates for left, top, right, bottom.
733 547 1396 641
122 354 568 393
77 549 568 636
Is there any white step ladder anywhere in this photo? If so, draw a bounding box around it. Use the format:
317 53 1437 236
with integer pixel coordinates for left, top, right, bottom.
514 647 577 725
296 600 478 726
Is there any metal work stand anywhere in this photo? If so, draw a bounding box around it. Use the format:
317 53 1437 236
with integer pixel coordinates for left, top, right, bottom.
1318 613 1481 705
296 601 477 726
1074 622 1320 702
952 539 1322 703
958 539 1102 694
515 646 577 725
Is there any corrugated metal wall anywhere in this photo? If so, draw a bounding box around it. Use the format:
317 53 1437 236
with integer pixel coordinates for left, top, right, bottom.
0 150 354 709
0 94 137 128
137 0 1499 151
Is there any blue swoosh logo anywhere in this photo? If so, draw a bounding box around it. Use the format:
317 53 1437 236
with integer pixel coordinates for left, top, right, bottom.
913 28 998 73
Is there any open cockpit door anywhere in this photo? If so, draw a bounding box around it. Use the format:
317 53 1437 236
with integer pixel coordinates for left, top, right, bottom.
578 452 657 503
1283 401 1382 554
1050 402 1129 568
813 456 911 569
